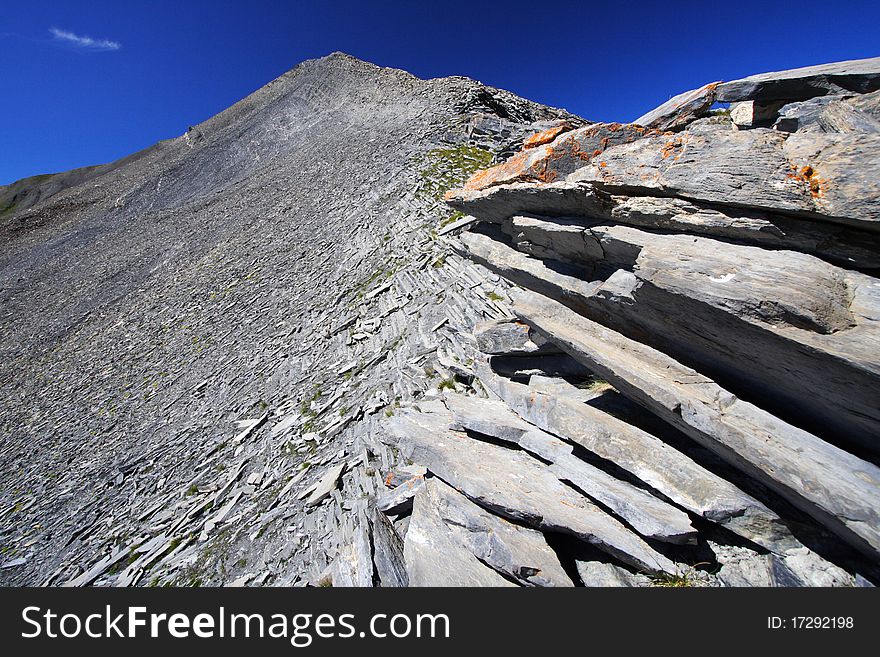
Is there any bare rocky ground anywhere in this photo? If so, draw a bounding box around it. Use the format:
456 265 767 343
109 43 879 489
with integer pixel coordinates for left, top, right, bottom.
1 53 878 588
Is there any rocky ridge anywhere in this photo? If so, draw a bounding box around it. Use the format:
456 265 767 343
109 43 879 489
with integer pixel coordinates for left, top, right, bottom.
1 54 878 587
425 57 880 586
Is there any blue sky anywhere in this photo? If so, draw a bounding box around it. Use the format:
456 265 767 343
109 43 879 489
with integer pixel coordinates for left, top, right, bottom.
1 0 878 185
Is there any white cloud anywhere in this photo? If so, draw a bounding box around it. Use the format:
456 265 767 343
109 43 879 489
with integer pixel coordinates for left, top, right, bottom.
49 27 120 52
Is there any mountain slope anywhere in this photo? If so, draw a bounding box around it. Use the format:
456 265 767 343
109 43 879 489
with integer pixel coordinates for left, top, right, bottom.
0 53 576 586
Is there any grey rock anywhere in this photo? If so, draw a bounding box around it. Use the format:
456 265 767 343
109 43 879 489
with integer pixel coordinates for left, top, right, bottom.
420 477 574 587
716 57 880 103
510 287 880 562
505 215 605 264
603 194 880 270
304 463 346 507
403 482 516 587
473 318 558 355
590 227 880 448
634 81 721 132
330 518 373 587
457 230 599 316
848 88 880 121
712 543 853 588
474 362 791 551
387 405 678 575
526 375 603 402
449 181 880 270
446 180 608 223
444 392 698 544
492 218 880 445
576 561 640 587
730 100 786 129
773 94 880 134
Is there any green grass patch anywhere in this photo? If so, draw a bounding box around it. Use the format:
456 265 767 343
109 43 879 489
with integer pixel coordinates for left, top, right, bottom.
418 146 494 200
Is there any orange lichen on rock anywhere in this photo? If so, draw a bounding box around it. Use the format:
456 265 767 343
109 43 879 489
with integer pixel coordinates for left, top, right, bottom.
787 164 827 198
660 137 684 160
522 124 570 149
450 123 657 194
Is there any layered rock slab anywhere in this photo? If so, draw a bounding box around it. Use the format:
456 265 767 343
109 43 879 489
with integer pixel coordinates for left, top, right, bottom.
570 126 880 230
407 478 574 587
446 181 880 270
444 392 698 545
508 287 880 561
386 403 678 576
492 219 880 449
715 57 880 103
472 362 790 551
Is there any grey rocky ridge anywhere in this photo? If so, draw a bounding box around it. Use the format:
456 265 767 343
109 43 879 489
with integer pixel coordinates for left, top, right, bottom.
0 54 878 588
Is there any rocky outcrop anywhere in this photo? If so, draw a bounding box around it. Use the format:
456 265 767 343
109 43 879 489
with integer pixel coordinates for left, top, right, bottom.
376 57 880 588
715 57 880 103
632 57 880 131
634 82 720 132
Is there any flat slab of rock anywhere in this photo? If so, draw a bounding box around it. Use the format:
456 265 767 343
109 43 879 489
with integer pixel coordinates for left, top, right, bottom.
445 392 698 544
716 57 880 103
576 561 644 587
510 287 880 562
498 216 880 448
387 404 678 576
448 181 880 270
446 180 608 223
774 93 880 134
417 478 574 587
570 126 880 229
474 361 790 551
635 81 721 132
404 480 516 587
437 213 480 236
457 230 600 316
602 194 880 270
464 224 880 449
302 463 346 507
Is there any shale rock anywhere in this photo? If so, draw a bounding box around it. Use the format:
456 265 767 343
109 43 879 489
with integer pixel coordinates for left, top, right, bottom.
415 478 574 587
509 288 880 562
634 81 721 132
387 404 677 576
716 57 880 103
570 126 880 229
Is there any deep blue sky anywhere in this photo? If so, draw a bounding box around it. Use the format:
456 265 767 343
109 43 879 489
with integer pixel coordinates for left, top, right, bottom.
1 0 878 185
